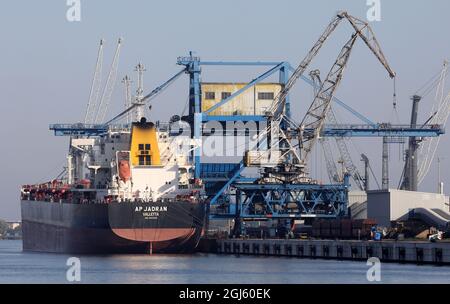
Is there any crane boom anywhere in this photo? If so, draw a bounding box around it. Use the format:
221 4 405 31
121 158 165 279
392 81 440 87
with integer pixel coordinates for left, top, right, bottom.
269 11 395 121
311 69 364 188
84 39 104 124
329 109 365 189
104 68 186 125
270 12 346 119
300 34 358 161
311 70 343 184
320 135 341 183
343 13 396 78
121 75 132 124
246 12 395 182
95 38 122 123
299 14 395 166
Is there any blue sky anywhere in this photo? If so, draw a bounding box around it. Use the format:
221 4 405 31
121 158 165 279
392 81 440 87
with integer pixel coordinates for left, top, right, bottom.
1 0 450 220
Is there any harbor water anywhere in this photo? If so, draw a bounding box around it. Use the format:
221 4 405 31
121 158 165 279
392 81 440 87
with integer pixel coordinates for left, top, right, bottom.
1 240 449 284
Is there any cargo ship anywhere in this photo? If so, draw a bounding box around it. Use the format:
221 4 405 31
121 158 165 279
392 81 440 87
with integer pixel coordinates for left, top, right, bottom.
20 117 206 254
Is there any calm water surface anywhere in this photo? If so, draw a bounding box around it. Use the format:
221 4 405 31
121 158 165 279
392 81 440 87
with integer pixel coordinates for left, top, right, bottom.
0 240 449 284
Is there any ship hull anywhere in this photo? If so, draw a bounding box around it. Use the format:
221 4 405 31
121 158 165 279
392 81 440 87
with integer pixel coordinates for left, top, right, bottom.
20 200 205 254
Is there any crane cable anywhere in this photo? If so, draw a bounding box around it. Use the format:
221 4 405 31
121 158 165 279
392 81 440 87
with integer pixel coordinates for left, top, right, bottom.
390 76 401 123
105 68 186 125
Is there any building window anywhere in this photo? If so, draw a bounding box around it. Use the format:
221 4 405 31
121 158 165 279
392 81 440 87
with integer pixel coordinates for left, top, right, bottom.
221 92 231 100
258 92 274 100
138 143 150 151
205 92 215 100
137 143 152 165
138 155 151 166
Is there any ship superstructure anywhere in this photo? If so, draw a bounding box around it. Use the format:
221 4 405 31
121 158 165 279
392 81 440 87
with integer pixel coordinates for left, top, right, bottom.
64 119 197 204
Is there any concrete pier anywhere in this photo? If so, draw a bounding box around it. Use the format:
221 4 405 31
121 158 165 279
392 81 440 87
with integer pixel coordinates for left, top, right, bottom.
209 239 450 265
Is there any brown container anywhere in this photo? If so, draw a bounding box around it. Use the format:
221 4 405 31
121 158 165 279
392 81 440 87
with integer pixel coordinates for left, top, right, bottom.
312 229 321 238
351 219 364 229
330 219 341 229
312 220 322 231
321 221 331 237
330 228 340 238
340 219 352 239
362 219 377 227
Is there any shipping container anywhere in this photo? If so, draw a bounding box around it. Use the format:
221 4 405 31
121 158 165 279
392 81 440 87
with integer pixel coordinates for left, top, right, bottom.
321 220 331 237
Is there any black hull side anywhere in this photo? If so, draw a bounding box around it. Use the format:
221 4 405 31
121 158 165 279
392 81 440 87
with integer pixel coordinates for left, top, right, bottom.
20 200 204 254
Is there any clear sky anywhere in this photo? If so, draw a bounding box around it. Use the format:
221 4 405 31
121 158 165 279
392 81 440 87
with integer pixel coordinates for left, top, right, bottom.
1 0 450 220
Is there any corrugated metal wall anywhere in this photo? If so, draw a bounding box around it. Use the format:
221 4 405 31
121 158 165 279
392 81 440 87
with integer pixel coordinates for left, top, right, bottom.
201 83 282 115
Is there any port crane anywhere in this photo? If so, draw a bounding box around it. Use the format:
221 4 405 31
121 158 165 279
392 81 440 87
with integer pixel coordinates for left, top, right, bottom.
209 11 398 226
246 11 395 180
